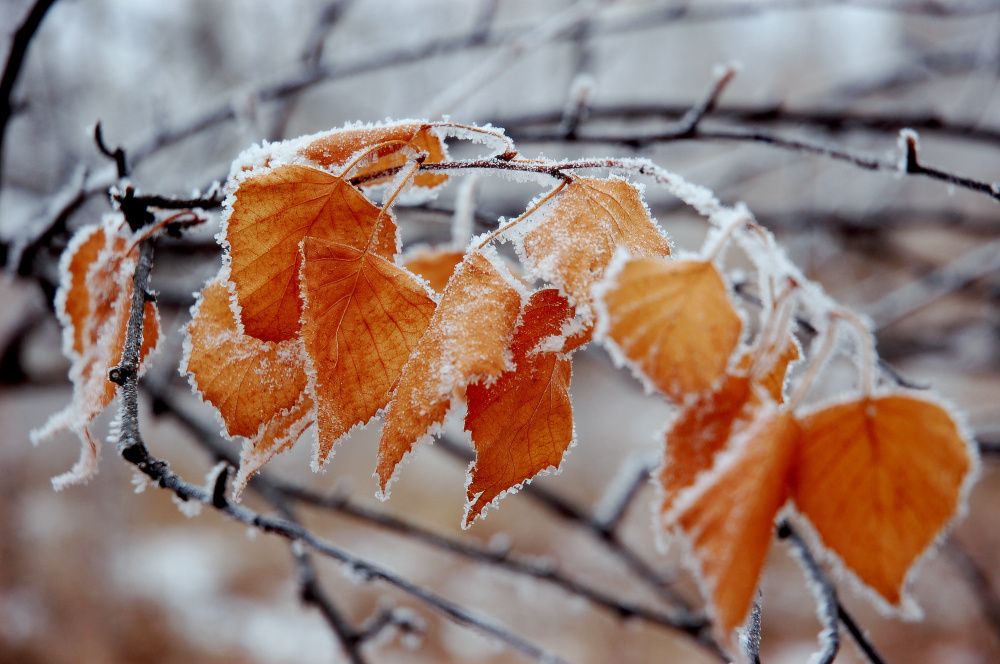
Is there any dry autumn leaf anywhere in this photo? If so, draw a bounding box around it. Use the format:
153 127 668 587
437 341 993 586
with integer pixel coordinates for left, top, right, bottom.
300 236 437 466
596 256 742 401
511 176 670 313
464 288 577 526
660 373 753 519
403 245 467 294
672 409 800 634
792 394 976 609
300 122 449 190
376 248 523 494
33 219 160 489
182 276 312 496
224 164 398 341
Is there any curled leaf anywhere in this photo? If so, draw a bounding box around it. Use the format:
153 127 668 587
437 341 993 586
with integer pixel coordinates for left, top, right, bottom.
34 219 160 489
300 122 449 190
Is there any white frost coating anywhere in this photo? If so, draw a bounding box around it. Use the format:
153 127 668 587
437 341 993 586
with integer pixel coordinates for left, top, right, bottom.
591 248 663 396
53 222 103 362
131 471 150 494
592 451 656 527
779 511 839 664
461 338 581 528
664 406 786 639
789 387 981 619
433 121 514 159
373 419 446 502
461 419 579 529
172 493 203 519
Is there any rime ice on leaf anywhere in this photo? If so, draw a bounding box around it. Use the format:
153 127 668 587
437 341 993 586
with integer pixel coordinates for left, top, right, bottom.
182 277 312 497
510 176 670 314
792 394 976 609
224 164 398 341
671 409 800 635
235 390 314 498
183 277 308 438
661 374 753 519
377 248 523 493
300 237 436 466
33 218 160 489
403 246 467 294
596 256 742 401
661 334 799 519
300 122 449 190
464 289 578 526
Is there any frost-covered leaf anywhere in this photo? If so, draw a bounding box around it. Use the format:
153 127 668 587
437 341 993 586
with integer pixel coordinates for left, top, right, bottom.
596 256 742 400
234 390 314 499
403 246 466 294
300 237 436 467
792 394 976 610
300 122 449 190
376 248 523 494
661 373 753 519
671 409 800 634
223 164 398 341
33 218 160 489
464 288 577 526
183 277 308 439
511 176 670 313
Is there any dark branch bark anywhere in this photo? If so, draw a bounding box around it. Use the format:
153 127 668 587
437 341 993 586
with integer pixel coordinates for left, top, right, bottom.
0 0 58 195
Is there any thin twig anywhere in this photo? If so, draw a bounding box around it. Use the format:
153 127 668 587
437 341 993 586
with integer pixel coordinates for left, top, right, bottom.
777 521 841 664
144 384 721 657
0 0 58 193
944 540 1000 647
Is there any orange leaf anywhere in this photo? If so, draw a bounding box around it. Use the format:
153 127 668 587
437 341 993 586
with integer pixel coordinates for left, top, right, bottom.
234 390 315 499
660 373 753 518
672 409 800 634
224 164 398 341
300 237 437 466
377 248 523 494
34 220 160 489
511 177 670 312
792 394 976 610
596 256 742 400
403 245 466 293
182 277 309 440
464 289 577 525
56 224 106 359
300 122 448 189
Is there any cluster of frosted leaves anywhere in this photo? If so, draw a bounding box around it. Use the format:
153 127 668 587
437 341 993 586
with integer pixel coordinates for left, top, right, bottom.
593 245 978 640
34 118 971 648
33 215 160 490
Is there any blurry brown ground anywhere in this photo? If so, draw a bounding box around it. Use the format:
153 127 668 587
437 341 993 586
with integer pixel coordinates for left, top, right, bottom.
1 1 999 662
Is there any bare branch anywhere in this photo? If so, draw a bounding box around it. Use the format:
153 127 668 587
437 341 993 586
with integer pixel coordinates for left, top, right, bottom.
777 521 841 664
0 0 58 195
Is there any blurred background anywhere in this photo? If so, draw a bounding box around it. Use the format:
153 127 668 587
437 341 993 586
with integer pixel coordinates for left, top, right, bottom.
1 0 999 662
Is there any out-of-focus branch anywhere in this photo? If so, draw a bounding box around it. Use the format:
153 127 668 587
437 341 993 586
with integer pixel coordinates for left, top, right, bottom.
944 540 1000 646
777 521 841 664
0 0 58 196
497 101 1000 147
145 384 722 658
